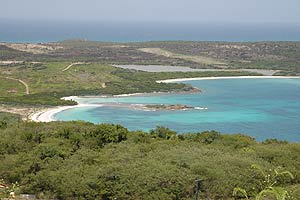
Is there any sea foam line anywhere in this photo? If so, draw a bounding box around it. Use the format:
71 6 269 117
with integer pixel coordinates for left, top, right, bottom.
31 76 299 122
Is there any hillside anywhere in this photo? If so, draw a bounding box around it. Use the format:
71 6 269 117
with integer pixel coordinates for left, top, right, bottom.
2 40 299 107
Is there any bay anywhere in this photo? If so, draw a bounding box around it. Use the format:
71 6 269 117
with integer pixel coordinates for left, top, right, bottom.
55 78 300 141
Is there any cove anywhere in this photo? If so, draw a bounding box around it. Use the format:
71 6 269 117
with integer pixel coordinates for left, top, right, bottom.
54 78 300 142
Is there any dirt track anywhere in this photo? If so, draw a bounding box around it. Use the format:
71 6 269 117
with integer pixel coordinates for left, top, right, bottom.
3 77 30 95
62 62 85 72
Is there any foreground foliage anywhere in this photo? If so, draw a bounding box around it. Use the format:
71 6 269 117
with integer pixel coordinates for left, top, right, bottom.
233 165 295 200
0 120 300 199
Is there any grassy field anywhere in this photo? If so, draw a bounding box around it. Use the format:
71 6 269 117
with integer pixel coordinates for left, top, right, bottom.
0 60 260 106
4 62 117 94
0 77 26 96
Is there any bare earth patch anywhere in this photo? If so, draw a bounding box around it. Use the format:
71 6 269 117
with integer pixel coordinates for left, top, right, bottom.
0 42 63 54
0 104 48 121
138 48 227 67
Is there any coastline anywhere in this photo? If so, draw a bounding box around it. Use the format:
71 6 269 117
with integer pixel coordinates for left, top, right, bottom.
29 102 207 122
31 75 300 122
157 76 300 83
30 104 101 122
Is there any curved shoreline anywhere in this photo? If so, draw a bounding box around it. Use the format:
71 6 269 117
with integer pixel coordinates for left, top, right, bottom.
157 76 300 83
31 76 300 122
30 104 101 122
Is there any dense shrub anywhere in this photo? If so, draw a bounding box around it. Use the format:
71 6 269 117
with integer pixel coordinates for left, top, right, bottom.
0 121 299 199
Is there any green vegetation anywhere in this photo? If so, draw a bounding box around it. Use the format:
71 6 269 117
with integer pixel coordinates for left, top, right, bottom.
145 104 193 110
0 78 26 97
2 40 300 72
113 69 261 82
0 61 259 106
1 40 299 106
0 112 21 127
131 41 300 74
0 120 300 199
1 40 299 199
233 165 295 199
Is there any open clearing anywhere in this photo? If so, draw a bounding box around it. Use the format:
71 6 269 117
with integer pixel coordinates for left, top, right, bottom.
0 42 63 54
139 48 227 67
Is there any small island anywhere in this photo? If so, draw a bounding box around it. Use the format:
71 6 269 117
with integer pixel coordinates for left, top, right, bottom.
95 103 198 111
144 104 194 111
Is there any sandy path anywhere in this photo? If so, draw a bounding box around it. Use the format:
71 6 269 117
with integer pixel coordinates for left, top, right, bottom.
62 62 85 72
4 76 30 94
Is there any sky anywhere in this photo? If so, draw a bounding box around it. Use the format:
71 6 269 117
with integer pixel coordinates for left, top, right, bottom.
1 0 300 23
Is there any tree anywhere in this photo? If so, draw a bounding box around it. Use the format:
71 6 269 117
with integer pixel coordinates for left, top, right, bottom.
150 126 177 139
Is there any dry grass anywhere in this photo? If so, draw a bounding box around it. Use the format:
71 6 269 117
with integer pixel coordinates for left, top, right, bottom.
139 48 227 67
0 42 63 54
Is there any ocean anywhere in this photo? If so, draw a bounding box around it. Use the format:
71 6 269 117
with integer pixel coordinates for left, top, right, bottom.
55 78 300 142
1 20 300 43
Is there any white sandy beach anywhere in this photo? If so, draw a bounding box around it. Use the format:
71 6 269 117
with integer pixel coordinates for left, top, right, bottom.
30 104 101 122
31 76 299 122
157 76 300 83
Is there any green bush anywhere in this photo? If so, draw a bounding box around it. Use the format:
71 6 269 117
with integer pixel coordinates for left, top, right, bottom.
0 122 300 199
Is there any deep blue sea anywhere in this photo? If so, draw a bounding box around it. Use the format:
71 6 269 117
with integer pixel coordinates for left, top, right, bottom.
1 20 300 43
55 78 300 142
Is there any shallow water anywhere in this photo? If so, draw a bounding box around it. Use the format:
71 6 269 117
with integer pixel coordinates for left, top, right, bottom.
55 78 300 141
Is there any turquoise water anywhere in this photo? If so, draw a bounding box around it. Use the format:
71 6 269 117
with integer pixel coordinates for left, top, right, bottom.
55 78 300 141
